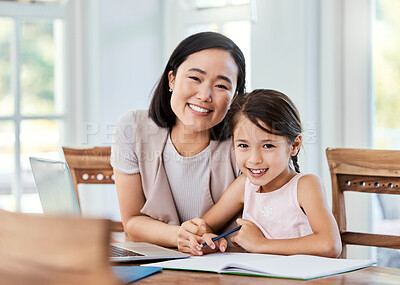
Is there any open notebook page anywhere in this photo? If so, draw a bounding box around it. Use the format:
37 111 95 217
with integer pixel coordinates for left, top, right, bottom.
142 252 376 280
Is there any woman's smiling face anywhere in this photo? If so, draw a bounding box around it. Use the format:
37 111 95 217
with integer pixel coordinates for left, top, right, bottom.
168 48 238 135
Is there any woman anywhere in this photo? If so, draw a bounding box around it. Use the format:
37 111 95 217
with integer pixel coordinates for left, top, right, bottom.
111 32 246 254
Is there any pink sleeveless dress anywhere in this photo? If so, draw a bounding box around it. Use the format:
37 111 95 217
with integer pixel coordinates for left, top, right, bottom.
242 173 313 239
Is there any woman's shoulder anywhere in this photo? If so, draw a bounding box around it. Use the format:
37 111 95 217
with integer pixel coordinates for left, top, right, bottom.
115 110 153 140
116 110 136 126
210 138 235 165
116 109 154 126
210 137 233 149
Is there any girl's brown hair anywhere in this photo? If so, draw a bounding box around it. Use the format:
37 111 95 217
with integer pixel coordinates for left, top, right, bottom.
228 89 302 172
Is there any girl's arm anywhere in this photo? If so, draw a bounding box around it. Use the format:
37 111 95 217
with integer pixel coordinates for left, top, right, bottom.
202 174 246 232
185 174 246 255
114 170 181 247
231 174 342 258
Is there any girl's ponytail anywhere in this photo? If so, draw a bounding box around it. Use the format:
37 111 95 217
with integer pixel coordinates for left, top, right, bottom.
291 151 300 173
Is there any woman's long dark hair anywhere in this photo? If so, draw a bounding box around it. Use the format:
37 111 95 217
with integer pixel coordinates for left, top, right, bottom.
149 32 246 141
228 89 302 173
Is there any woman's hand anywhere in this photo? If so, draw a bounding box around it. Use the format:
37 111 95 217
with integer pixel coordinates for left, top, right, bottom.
230 218 266 252
177 218 211 255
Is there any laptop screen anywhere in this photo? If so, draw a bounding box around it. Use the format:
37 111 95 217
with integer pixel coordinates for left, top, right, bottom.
29 157 81 215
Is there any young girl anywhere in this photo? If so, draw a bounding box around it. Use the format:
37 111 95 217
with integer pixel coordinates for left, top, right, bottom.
186 89 342 258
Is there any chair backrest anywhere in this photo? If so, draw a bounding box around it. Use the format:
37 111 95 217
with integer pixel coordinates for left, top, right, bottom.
326 148 400 258
0 209 121 285
62 146 123 231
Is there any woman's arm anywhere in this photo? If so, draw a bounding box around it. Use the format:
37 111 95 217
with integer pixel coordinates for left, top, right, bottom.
114 170 180 247
231 174 342 257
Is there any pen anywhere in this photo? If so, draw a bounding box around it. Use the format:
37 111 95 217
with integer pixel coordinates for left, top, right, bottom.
201 225 242 248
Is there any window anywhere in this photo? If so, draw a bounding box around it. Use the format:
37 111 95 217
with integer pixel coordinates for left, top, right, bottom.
373 0 400 150
0 1 67 212
164 0 253 88
372 0 400 268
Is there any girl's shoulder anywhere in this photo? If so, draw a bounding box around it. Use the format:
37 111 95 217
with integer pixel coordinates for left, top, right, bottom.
236 173 247 184
226 174 247 202
226 174 247 193
298 173 322 184
297 174 324 194
297 174 328 209
228 173 247 188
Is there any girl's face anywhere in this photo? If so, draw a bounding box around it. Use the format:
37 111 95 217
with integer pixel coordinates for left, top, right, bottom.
168 48 238 135
233 116 301 192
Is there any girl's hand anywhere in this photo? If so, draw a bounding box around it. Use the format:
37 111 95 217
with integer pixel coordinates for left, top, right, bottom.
230 218 266 252
195 233 227 256
177 218 210 254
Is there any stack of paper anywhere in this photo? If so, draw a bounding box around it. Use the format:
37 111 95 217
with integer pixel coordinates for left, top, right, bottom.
142 252 375 280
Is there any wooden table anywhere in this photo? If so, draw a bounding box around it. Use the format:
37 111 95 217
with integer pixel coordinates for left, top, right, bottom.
111 233 400 284
132 265 400 284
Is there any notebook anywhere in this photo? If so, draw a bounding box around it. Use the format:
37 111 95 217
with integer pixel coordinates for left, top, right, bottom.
143 252 376 280
29 156 189 262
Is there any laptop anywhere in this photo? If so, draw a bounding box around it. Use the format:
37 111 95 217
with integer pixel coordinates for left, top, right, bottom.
29 156 189 262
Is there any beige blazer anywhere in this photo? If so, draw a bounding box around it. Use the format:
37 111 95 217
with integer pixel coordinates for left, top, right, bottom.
133 110 237 227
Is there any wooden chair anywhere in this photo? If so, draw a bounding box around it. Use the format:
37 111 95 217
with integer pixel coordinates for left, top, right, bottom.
326 148 400 258
0 209 121 285
62 146 123 232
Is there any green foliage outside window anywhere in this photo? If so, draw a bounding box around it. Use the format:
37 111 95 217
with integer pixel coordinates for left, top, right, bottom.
0 18 13 116
373 0 400 149
21 20 55 115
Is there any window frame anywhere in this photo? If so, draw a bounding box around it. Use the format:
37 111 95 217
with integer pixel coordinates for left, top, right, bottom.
0 0 69 211
320 0 373 259
162 0 254 63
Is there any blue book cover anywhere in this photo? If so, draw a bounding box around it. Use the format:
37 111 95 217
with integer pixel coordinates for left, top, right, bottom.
112 266 162 283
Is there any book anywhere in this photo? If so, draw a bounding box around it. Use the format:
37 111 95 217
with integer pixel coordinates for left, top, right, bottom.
141 252 376 280
112 266 162 283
